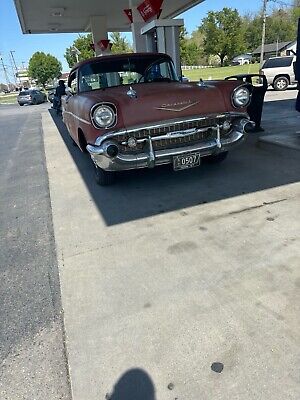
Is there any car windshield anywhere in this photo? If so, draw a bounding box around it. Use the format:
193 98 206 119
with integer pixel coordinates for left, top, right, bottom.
78 55 179 93
20 90 30 95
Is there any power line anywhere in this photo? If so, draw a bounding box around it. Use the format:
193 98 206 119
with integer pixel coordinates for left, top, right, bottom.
268 0 294 8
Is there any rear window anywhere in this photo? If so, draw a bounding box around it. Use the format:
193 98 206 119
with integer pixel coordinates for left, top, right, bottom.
263 57 293 69
20 90 30 95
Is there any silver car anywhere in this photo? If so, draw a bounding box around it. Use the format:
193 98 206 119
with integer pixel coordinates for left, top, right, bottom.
17 89 47 106
260 56 297 91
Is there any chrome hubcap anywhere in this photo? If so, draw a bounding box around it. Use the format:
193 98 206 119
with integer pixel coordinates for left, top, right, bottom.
277 79 287 89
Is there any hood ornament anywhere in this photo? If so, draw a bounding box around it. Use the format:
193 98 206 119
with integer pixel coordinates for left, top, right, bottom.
127 86 137 99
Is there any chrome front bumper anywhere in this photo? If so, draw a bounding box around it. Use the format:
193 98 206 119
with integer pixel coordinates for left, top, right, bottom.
87 118 253 172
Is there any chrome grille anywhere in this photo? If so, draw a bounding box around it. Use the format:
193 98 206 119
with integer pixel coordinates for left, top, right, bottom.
117 116 228 153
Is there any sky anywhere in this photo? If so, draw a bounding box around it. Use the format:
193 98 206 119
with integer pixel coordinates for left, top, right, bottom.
0 0 265 84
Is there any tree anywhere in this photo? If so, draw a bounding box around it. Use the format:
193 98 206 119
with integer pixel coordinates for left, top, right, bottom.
28 52 61 87
201 8 245 66
65 34 94 68
110 32 132 54
266 9 297 44
65 33 132 68
243 13 263 52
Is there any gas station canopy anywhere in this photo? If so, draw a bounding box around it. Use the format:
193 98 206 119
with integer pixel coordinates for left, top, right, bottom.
14 0 204 34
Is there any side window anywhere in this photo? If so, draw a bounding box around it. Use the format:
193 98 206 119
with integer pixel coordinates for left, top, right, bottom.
263 57 293 69
69 71 78 94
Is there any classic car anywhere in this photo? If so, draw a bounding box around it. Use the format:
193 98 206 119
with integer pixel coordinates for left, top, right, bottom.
62 52 254 185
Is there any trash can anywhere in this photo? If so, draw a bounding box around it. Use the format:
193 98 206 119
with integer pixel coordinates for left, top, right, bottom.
225 74 268 132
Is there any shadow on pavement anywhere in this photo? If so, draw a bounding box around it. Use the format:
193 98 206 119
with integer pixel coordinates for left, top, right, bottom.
107 368 156 400
49 108 300 226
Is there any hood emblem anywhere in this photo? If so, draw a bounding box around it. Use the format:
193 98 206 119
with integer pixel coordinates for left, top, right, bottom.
155 100 200 112
127 86 137 99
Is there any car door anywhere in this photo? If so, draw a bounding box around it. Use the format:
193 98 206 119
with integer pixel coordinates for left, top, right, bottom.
63 70 78 141
36 90 42 103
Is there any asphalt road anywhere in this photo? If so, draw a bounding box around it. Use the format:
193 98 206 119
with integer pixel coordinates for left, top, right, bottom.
0 104 71 400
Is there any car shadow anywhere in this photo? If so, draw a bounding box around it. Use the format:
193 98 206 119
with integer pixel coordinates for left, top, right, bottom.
48 108 300 226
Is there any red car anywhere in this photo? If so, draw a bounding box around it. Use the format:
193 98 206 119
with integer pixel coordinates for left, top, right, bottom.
62 53 253 185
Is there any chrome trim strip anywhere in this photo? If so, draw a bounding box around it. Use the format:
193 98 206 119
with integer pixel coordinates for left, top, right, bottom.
155 101 200 112
63 111 91 125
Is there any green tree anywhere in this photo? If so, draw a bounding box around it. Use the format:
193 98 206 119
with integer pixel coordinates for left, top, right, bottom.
243 6 300 52
266 9 297 44
110 32 132 54
28 52 61 87
65 34 94 68
201 7 245 66
65 32 132 68
243 13 263 52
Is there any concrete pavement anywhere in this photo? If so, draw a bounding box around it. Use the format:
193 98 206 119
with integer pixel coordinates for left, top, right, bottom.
43 93 300 400
259 89 300 152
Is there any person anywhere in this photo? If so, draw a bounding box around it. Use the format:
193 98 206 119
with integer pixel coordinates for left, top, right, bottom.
296 19 300 112
53 80 66 113
296 84 300 113
79 77 92 92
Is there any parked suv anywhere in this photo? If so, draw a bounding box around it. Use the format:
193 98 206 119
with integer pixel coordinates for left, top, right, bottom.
260 56 297 91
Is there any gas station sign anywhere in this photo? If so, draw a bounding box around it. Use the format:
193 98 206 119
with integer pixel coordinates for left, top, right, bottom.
137 0 163 22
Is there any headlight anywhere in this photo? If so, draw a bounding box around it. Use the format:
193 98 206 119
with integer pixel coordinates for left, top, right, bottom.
232 87 250 108
93 104 116 128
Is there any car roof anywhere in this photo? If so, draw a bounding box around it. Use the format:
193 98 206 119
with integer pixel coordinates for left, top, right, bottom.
70 52 172 74
267 56 294 59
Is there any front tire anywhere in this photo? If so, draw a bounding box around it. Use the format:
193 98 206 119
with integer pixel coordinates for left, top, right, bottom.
204 151 228 164
94 164 116 186
273 76 289 91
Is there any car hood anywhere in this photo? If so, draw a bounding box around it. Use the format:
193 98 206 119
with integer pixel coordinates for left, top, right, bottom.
85 81 240 129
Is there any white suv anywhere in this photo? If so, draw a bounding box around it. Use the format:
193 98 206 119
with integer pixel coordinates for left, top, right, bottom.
260 56 297 91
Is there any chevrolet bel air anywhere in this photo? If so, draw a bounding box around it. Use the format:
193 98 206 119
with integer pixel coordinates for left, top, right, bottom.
62 53 254 185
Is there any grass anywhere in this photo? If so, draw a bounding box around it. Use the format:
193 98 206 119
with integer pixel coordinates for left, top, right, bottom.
0 93 18 104
183 63 260 82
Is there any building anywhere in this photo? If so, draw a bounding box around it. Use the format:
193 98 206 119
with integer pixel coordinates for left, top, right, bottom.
252 40 297 59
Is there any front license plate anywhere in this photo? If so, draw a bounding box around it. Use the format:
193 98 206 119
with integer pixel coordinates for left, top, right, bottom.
173 152 201 171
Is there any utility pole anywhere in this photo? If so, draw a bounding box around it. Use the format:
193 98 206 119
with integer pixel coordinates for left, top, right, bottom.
0 53 11 89
9 52 17 85
10 50 21 85
260 0 268 68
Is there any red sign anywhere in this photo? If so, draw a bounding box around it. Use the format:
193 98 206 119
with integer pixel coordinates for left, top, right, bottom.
97 39 111 52
124 9 133 23
137 0 163 22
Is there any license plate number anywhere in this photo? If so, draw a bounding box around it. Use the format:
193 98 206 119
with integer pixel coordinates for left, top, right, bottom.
173 152 201 171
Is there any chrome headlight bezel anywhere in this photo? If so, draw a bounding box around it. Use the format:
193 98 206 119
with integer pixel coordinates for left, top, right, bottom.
232 86 251 108
91 103 117 129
